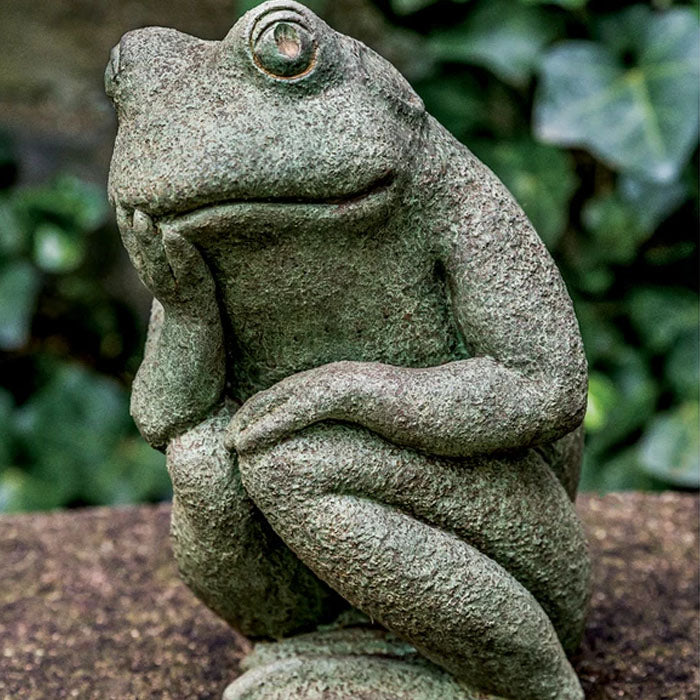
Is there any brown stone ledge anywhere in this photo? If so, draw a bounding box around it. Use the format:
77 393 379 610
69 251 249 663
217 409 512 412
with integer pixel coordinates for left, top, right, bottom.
1 492 697 699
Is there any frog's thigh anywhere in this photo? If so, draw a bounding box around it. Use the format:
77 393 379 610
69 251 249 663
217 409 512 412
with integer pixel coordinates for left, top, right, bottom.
239 422 584 700
166 405 347 639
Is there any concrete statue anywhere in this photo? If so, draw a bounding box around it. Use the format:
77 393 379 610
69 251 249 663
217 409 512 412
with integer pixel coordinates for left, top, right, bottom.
106 2 590 697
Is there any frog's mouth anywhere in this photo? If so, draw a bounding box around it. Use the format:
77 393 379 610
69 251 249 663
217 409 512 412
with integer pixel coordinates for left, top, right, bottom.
151 171 398 238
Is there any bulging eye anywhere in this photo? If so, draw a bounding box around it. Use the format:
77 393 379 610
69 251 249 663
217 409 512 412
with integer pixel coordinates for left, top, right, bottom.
252 20 316 78
104 44 121 99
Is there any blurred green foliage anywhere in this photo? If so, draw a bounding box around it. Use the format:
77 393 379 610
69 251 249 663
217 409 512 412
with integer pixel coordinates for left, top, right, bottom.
0 140 170 512
0 0 697 512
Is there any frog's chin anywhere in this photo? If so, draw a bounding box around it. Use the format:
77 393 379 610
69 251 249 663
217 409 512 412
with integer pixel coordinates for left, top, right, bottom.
149 171 399 240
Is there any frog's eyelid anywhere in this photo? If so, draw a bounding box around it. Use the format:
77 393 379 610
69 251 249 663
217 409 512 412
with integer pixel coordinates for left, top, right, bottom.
250 9 312 47
105 44 122 99
112 44 121 75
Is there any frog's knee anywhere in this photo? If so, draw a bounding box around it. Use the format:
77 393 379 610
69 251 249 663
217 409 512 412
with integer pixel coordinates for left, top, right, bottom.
238 423 364 512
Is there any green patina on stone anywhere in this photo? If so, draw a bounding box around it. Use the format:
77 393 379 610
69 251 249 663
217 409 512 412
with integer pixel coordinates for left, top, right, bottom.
106 3 590 698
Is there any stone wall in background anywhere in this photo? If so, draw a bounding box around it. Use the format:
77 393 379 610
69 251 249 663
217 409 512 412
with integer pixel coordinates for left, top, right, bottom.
0 0 425 185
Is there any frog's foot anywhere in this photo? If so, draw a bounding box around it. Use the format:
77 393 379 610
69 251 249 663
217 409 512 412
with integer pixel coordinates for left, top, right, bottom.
237 421 588 700
223 626 497 700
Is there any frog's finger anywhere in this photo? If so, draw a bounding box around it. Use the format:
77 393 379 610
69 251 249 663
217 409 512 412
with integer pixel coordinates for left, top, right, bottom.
162 231 213 292
115 205 152 286
233 408 312 455
131 209 176 294
234 385 297 432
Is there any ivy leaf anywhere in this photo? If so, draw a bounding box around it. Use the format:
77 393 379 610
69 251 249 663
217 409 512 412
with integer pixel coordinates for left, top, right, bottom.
580 447 658 493
584 372 618 433
14 176 108 233
86 438 169 506
15 363 131 504
534 6 700 182
627 287 698 354
521 0 586 8
587 350 658 455
416 74 487 141
581 174 687 264
474 138 576 248
0 197 26 256
639 402 700 488
617 174 687 230
391 0 440 14
429 0 561 86
33 222 86 273
581 196 644 265
0 260 41 350
665 330 699 402
0 389 15 468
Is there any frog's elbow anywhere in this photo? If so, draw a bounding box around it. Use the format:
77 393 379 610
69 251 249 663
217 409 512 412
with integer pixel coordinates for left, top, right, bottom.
130 394 170 452
539 353 588 442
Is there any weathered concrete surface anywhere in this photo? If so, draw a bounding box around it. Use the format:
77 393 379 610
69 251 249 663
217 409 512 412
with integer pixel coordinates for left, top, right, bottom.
0 492 697 699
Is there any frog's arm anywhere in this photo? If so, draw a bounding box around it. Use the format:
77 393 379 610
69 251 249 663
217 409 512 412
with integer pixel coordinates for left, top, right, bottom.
131 298 225 450
339 154 587 456
117 207 226 451
228 150 587 459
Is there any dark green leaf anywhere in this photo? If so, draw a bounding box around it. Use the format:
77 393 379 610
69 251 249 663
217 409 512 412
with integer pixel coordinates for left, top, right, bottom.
0 197 26 256
33 222 86 273
581 173 688 264
584 372 618 432
585 349 659 454
574 300 626 365
580 447 660 492
415 74 487 141
85 438 169 506
238 0 326 15
391 0 440 14
628 287 698 353
521 0 586 8
534 6 700 181
639 401 700 488
0 260 41 350
475 138 576 248
429 0 561 85
665 330 699 401
581 194 648 264
15 363 132 504
13 175 108 233
0 389 15 468
618 174 687 230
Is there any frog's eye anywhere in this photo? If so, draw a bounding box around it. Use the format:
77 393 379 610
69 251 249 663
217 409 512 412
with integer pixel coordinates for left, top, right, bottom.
252 20 316 79
104 44 121 99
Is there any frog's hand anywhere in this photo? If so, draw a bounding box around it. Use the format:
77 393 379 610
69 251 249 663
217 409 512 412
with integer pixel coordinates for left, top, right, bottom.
130 295 226 450
116 204 228 449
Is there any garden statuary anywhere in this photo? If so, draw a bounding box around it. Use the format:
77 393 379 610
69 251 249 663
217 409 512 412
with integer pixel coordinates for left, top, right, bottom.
105 2 591 698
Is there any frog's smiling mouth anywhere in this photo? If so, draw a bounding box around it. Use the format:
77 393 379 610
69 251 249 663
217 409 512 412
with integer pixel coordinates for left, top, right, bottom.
140 171 398 238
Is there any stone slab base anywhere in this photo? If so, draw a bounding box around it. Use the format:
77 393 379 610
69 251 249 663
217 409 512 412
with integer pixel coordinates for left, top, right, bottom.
0 492 697 699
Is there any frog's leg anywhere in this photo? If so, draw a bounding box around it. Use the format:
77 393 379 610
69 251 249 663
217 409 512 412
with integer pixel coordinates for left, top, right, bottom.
237 421 589 700
166 403 349 639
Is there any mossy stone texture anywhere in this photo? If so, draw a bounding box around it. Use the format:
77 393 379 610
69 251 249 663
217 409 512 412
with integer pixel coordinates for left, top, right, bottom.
106 2 590 697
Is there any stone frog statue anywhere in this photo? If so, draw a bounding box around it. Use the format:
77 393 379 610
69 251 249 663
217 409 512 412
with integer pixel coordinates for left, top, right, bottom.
106 2 591 698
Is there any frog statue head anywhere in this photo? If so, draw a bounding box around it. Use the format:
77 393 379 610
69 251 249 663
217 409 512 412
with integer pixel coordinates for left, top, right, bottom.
106 3 590 699
107 1 425 234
